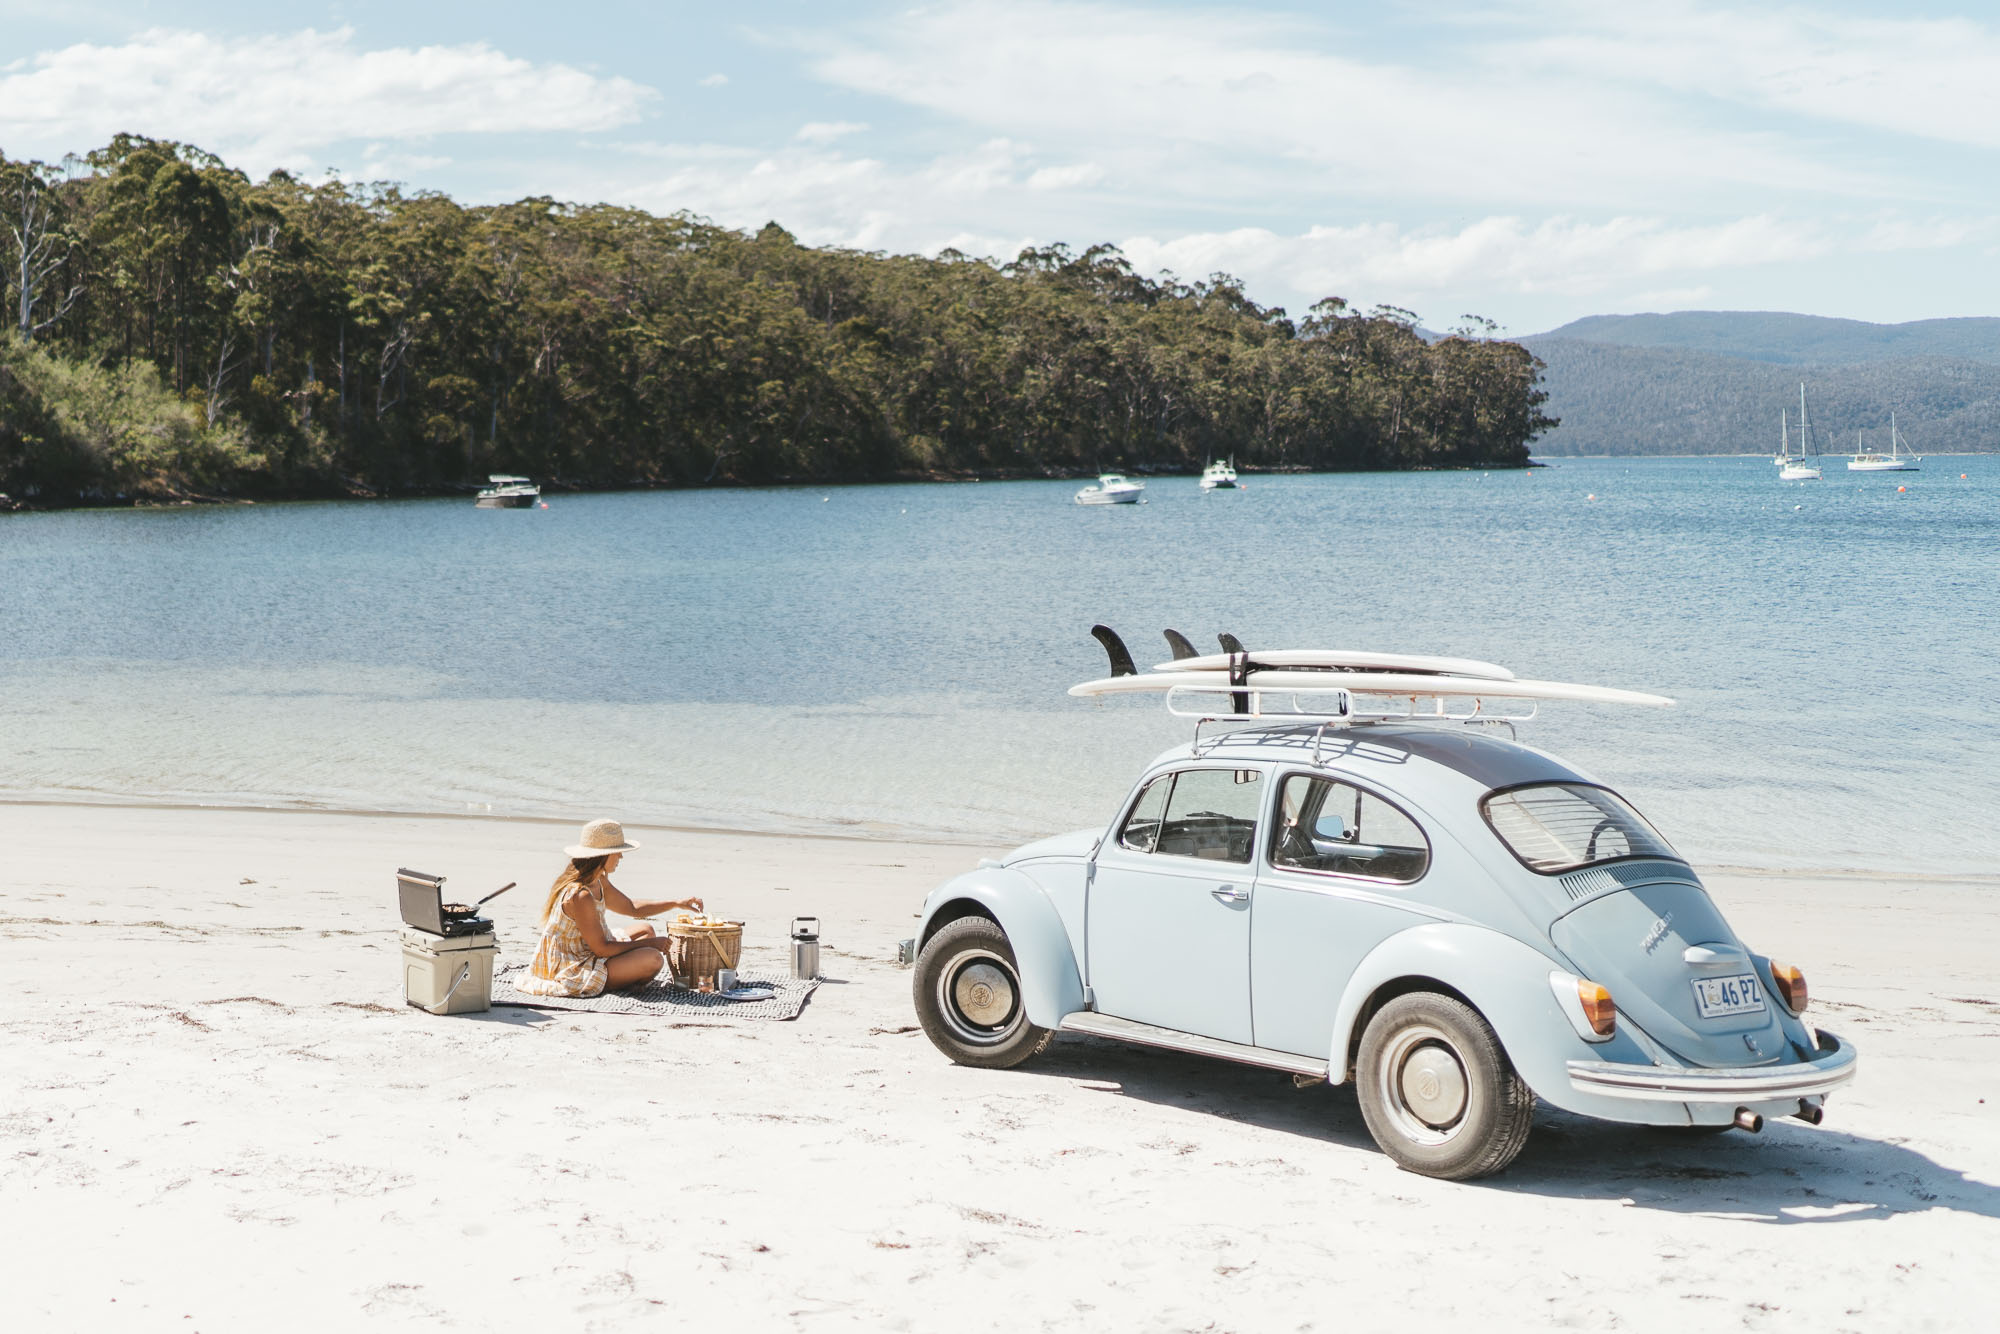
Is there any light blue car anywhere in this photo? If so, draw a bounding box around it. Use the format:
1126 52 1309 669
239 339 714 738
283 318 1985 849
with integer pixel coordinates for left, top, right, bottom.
909 720 1857 1180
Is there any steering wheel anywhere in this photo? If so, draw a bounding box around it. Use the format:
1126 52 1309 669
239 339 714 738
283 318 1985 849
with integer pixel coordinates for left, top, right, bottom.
1584 817 1622 861
1276 819 1315 867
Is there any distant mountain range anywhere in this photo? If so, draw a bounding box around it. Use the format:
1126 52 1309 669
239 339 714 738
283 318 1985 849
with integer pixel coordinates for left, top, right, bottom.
1520 312 2000 455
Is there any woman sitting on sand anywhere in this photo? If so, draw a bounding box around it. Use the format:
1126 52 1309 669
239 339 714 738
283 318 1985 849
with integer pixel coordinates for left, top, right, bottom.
516 819 703 997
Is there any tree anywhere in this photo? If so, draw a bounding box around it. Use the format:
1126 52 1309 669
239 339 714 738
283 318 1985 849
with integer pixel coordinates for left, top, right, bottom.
1 156 82 338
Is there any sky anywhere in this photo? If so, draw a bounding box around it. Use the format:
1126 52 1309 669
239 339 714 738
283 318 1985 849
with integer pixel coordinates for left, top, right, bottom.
2 0 1996 334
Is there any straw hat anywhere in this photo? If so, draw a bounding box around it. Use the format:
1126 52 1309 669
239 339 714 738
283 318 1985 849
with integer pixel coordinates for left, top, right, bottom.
565 818 640 859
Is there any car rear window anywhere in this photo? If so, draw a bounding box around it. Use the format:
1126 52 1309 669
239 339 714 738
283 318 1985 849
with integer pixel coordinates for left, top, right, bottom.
1481 783 1679 873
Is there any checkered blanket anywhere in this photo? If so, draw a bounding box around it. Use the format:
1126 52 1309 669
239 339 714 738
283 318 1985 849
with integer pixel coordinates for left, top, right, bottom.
491 962 818 1021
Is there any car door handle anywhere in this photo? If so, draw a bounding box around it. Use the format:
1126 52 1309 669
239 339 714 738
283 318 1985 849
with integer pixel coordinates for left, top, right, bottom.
1210 884 1250 903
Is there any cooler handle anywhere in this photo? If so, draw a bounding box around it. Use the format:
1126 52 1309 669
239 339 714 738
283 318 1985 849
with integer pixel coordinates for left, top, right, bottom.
439 962 472 1009
791 916 819 939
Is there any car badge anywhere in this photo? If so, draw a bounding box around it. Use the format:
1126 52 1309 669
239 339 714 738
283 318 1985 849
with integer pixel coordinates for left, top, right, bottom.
1640 911 1675 953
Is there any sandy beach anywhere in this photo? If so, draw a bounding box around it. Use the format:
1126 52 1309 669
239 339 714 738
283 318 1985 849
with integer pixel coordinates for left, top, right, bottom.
4 801 1997 1332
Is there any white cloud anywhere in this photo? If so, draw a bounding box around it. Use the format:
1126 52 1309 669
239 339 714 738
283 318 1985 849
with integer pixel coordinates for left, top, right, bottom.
1510 1 2000 154
698 72 729 87
1117 212 1988 311
795 120 867 144
799 0 1881 213
0 27 656 170
1027 162 1103 191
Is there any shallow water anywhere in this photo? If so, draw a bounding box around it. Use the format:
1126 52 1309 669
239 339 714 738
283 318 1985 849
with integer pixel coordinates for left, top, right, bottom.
3 457 1996 874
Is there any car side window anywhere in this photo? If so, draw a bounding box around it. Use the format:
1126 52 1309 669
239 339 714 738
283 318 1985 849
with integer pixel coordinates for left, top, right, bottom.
1151 768 1262 864
1118 775 1172 853
1270 774 1430 883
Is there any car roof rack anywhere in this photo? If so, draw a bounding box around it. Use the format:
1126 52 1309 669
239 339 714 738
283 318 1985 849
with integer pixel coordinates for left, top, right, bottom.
1161 682 1537 725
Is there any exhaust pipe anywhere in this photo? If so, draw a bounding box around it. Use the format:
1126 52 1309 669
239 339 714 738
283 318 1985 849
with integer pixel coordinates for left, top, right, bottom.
1793 1099 1824 1126
1733 1107 1764 1133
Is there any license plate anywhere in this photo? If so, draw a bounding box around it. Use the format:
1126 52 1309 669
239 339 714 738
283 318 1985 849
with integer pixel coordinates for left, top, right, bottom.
1691 973 1767 1020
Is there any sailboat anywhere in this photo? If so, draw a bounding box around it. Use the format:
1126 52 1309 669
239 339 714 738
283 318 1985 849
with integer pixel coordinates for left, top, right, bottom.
1848 412 1921 472
1779 384 1822 481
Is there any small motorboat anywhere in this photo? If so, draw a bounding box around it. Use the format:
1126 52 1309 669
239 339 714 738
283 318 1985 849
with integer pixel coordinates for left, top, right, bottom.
1199 459 1239 490
1075 474 1146 505
475 475 540 508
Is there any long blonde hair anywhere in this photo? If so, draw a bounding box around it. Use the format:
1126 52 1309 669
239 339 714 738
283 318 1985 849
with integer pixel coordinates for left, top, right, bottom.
539 855 609 925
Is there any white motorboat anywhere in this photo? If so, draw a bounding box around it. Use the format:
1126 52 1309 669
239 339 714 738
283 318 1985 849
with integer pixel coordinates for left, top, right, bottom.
475 475 540 508
1777 387 1821 481
1848 414 1921 472
1075 474 1146 505
1199 459 1239 490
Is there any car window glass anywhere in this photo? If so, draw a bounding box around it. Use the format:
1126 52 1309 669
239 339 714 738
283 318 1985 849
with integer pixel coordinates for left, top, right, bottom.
1482 783 1677 873
1152 768 1262 864
1118 775 1172 853
1270 774 1430 883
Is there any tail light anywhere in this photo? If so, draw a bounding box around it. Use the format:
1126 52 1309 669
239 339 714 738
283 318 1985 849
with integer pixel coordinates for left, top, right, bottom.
1770 962 1808 1015
1576 978 1617 1037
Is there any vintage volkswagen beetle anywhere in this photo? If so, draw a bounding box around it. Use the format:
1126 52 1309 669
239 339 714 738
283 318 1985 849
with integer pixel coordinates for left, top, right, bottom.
909 642 1857 1180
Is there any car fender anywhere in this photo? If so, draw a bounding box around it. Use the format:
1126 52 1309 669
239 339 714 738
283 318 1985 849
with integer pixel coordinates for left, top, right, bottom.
1327 921 1645 1108
917 868 1086 1029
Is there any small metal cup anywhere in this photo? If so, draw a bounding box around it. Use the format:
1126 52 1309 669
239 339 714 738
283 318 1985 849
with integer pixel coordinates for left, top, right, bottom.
716 967 737 993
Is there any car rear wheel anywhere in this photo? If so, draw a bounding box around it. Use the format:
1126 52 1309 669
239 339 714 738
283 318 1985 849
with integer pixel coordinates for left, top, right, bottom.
913 916 1053 1069
1356 992 1535 1180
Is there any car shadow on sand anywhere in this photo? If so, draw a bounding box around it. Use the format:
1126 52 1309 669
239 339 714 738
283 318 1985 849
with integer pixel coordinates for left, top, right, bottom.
1031 1035 1999 1224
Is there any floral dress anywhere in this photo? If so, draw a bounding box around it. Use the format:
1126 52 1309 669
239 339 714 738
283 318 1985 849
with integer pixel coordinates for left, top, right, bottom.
517 882 611 997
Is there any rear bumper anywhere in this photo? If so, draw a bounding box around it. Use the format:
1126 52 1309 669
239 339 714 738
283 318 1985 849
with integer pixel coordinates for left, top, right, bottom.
1566 1028 1856 1103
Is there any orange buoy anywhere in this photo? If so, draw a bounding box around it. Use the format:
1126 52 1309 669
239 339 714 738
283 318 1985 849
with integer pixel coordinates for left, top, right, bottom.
1897 486 1906 492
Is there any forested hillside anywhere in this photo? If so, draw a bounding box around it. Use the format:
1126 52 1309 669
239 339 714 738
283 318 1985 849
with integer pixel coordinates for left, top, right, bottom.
0 137 1550 507
1539 311 2000 367
1523 311 2000 455
1522 340 2000 455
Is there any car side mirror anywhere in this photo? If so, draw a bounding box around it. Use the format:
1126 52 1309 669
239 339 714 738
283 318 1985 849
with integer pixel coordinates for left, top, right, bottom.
1315 814 1347 840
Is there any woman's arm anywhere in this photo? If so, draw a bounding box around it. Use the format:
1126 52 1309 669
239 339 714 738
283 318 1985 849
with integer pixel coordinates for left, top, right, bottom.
602 880 703 919
563 891 665 959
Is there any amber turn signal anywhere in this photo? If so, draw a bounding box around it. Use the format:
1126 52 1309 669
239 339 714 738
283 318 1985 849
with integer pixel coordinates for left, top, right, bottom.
1576 979 1616 1037
1770 963 1808 1015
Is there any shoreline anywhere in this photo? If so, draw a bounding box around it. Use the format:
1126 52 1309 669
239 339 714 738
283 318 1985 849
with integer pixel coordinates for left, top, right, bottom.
5 450 1983 515
4 791 1992 885
3 459 1541 514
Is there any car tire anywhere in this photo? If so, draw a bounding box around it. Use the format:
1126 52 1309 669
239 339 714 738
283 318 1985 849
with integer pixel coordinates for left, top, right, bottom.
1356 991 1535 1181
912 916 1054 1070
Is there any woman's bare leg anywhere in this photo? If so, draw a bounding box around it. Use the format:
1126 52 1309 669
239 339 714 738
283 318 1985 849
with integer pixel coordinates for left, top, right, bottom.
605 947 666 990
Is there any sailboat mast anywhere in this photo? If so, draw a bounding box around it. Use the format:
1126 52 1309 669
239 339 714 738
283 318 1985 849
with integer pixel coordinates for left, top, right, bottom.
1798 382 1810 458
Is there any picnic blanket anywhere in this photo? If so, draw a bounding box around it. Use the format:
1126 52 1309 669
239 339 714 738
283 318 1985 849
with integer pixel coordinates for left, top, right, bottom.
491 962 818 1021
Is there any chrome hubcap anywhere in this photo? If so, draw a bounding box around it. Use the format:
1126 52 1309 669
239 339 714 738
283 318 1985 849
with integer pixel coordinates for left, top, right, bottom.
935 948 1023 1046
954 962 1014 1027
1374 1021 1478 1146
1399 1045 1468 1127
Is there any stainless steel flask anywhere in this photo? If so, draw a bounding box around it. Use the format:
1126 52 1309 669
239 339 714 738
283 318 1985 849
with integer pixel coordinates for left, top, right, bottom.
790 916 821 980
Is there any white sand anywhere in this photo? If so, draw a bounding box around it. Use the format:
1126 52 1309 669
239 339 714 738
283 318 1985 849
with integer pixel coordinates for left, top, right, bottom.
4 802 1997 1331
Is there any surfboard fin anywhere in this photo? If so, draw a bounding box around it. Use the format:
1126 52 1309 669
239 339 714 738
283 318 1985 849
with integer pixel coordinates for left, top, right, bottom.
1090 625 1138 678
1163 629 1199 661
1217 632 1246 654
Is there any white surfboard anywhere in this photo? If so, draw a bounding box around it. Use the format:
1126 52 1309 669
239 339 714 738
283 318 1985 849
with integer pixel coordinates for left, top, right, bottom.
1153 649 1516 680
1071 670 1673 708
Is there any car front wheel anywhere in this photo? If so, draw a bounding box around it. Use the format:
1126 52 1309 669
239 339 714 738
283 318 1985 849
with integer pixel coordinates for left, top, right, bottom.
912 916 1053 1069
1356 991 1534 1180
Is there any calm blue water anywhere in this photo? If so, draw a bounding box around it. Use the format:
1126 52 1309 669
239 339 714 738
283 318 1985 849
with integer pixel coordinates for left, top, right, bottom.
3 457 1997 874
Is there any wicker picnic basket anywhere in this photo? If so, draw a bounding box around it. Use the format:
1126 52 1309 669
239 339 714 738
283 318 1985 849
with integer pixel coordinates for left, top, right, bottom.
665 917 744 989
